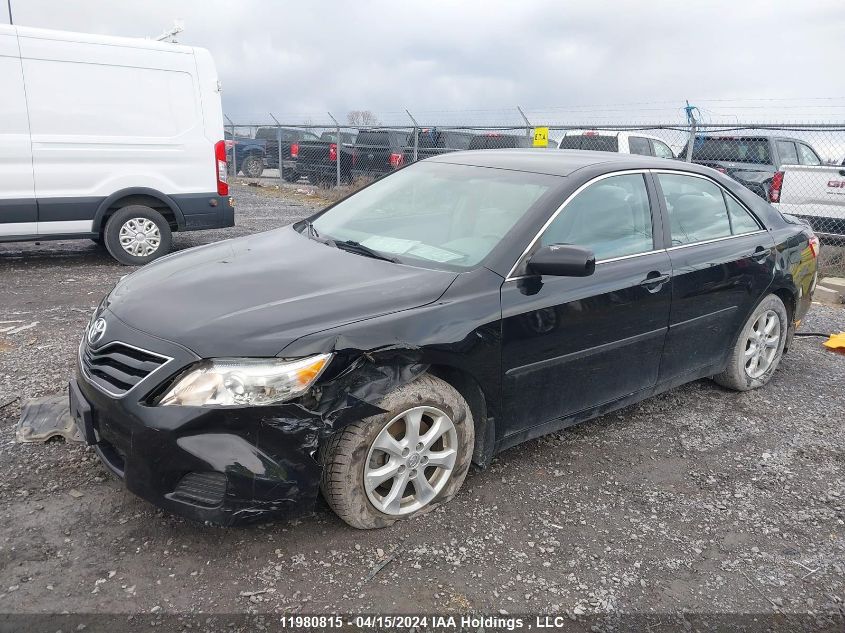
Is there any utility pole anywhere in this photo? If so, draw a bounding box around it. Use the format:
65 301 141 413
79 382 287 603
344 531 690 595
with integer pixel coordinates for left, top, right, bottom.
269 112 283 185
406 110 419 162
517 105 532 143
7 0 13 25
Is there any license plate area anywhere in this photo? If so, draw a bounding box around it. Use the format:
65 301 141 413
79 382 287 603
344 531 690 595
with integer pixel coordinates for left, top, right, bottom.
68 380 98 445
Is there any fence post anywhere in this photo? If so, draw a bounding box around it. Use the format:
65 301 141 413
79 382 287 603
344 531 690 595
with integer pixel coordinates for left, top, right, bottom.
327 111 341 187
269 112 282 185
224 114 236 177
406 109 419 162
684 101 697 162
517 105 532 143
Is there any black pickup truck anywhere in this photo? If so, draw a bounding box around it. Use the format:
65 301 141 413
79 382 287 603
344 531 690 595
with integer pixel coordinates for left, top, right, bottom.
254 127 320 181
680 135 824 199
292 131 357 185
403 128 477 163
352 129 410 179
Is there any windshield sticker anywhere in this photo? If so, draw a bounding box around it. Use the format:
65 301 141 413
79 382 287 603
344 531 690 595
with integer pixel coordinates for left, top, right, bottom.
360 236 420 253
407 244 465 263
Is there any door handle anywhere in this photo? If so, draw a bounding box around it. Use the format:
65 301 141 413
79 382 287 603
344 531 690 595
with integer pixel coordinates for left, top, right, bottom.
751 246 770 263
639 272 670 292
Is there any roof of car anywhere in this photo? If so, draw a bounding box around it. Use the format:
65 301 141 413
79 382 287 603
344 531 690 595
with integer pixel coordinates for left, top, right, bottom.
427 148 690 177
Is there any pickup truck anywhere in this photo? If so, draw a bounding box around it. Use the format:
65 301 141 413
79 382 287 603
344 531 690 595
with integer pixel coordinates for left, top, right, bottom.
770 163 845 239
352 129 410 179
224 131 266 179
291 131 357 185
403 129 477 163
254 127 320 181
681 135 824 200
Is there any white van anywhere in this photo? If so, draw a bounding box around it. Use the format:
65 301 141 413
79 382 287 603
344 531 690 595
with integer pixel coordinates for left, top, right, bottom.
0 25 233 265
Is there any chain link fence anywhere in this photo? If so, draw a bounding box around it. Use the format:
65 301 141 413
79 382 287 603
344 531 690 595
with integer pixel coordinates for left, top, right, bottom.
224 113 845 276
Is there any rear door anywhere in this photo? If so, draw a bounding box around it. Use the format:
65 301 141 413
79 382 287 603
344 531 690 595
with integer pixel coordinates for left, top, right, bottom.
654 171 775 381
0 27 37 236
355 131 393 174
501 171 672 435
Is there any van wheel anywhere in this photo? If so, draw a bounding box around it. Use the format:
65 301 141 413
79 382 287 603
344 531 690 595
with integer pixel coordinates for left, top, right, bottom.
713 294 788 391
320 375 474 529
241 155 264 178
104 205 172 266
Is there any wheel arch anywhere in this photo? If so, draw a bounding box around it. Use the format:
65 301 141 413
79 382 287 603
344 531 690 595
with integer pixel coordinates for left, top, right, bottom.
93 188 185 235
426 364 497 469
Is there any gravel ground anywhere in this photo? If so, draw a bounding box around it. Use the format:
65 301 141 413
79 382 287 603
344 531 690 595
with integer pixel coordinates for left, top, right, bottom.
0 184 843 626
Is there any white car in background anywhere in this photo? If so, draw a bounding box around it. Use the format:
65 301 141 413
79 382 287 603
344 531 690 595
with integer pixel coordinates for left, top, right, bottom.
770 163 845 239
559 129 676 159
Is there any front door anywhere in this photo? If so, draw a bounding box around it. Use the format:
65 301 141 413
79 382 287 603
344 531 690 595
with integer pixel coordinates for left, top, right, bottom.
0 29 37 236
500 172 672 437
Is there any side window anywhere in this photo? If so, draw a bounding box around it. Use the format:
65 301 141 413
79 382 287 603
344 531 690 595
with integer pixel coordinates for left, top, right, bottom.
798 144 821 166
724 193 761 234
658 174 732 245
628 136 651 156
540 174 653 260
776 141 798 165
652 140 674 159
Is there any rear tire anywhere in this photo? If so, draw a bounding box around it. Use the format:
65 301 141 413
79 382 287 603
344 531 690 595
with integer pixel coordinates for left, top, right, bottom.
241 155 264 178
713 294 788 391
104 205 172 266
282 168 299 182
320 374 474 529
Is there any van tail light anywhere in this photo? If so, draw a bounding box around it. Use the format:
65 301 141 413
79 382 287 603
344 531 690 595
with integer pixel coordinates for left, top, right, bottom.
329 143 337 162
215 140 228 196
389 152 404 168
807 233 820 259
290 143 299 158
769 171 784 203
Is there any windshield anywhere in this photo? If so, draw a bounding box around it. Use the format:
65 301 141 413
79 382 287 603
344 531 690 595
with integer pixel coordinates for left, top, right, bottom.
690 138 771 164
310 162 556 269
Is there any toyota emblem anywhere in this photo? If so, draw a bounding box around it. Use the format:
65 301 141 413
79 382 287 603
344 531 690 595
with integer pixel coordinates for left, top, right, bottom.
87 318 107 345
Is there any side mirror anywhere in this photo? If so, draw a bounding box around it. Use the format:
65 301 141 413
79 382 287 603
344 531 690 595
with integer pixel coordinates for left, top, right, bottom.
527 244 595 277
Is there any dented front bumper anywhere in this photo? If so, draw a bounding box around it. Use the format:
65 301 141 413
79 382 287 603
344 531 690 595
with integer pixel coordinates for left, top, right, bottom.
71 375 331 525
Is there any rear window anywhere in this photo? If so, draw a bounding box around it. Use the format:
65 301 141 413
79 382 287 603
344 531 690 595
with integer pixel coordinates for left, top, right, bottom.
414 130 475 150
356 131 391 148
468 134 523 150
691 138 771 164
559 134 619 152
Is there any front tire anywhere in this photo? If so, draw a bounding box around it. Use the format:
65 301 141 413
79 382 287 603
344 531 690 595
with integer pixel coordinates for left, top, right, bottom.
104 205 172 266
320 374 474 529
713 294 788 391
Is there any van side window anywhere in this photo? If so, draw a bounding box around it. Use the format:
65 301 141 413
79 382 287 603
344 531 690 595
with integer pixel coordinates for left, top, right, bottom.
658 174 732 245
628 137 651 156
798 144 821 166
541 174 653 260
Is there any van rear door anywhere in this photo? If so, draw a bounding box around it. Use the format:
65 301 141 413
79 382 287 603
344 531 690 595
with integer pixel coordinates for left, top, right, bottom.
0 26 37 236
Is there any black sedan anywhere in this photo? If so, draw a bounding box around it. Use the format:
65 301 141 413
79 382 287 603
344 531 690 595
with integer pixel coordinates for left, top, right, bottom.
69 150 820 529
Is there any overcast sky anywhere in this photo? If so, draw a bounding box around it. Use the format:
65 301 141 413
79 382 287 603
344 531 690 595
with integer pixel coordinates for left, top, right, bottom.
8 0 845 127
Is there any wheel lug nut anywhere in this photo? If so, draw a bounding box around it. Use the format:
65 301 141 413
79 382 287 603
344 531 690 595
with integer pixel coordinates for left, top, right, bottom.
421 456 429 464
401 447 410 457
398 465 406 473
415 442 424 451
410 469 417 478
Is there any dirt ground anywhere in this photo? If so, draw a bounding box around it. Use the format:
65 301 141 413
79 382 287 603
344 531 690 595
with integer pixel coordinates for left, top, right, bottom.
0 183 843 629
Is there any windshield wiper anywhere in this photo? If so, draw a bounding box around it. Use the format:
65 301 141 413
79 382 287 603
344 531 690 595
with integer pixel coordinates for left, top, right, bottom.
302 220 320 238
332 240 399 263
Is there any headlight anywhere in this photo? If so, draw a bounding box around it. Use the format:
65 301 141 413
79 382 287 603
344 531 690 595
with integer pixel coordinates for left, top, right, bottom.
157 354 332 407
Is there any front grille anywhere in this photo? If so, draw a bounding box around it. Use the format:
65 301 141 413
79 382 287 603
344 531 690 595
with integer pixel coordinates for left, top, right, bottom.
170 472 227 507
82 342 168 396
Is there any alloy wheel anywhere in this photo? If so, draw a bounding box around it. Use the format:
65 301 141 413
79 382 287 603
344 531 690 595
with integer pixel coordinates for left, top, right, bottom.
744 309 781 379
364 406 458 516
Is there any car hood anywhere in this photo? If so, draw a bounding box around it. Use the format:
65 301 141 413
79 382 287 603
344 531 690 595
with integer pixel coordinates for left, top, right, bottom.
106 227 458 358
